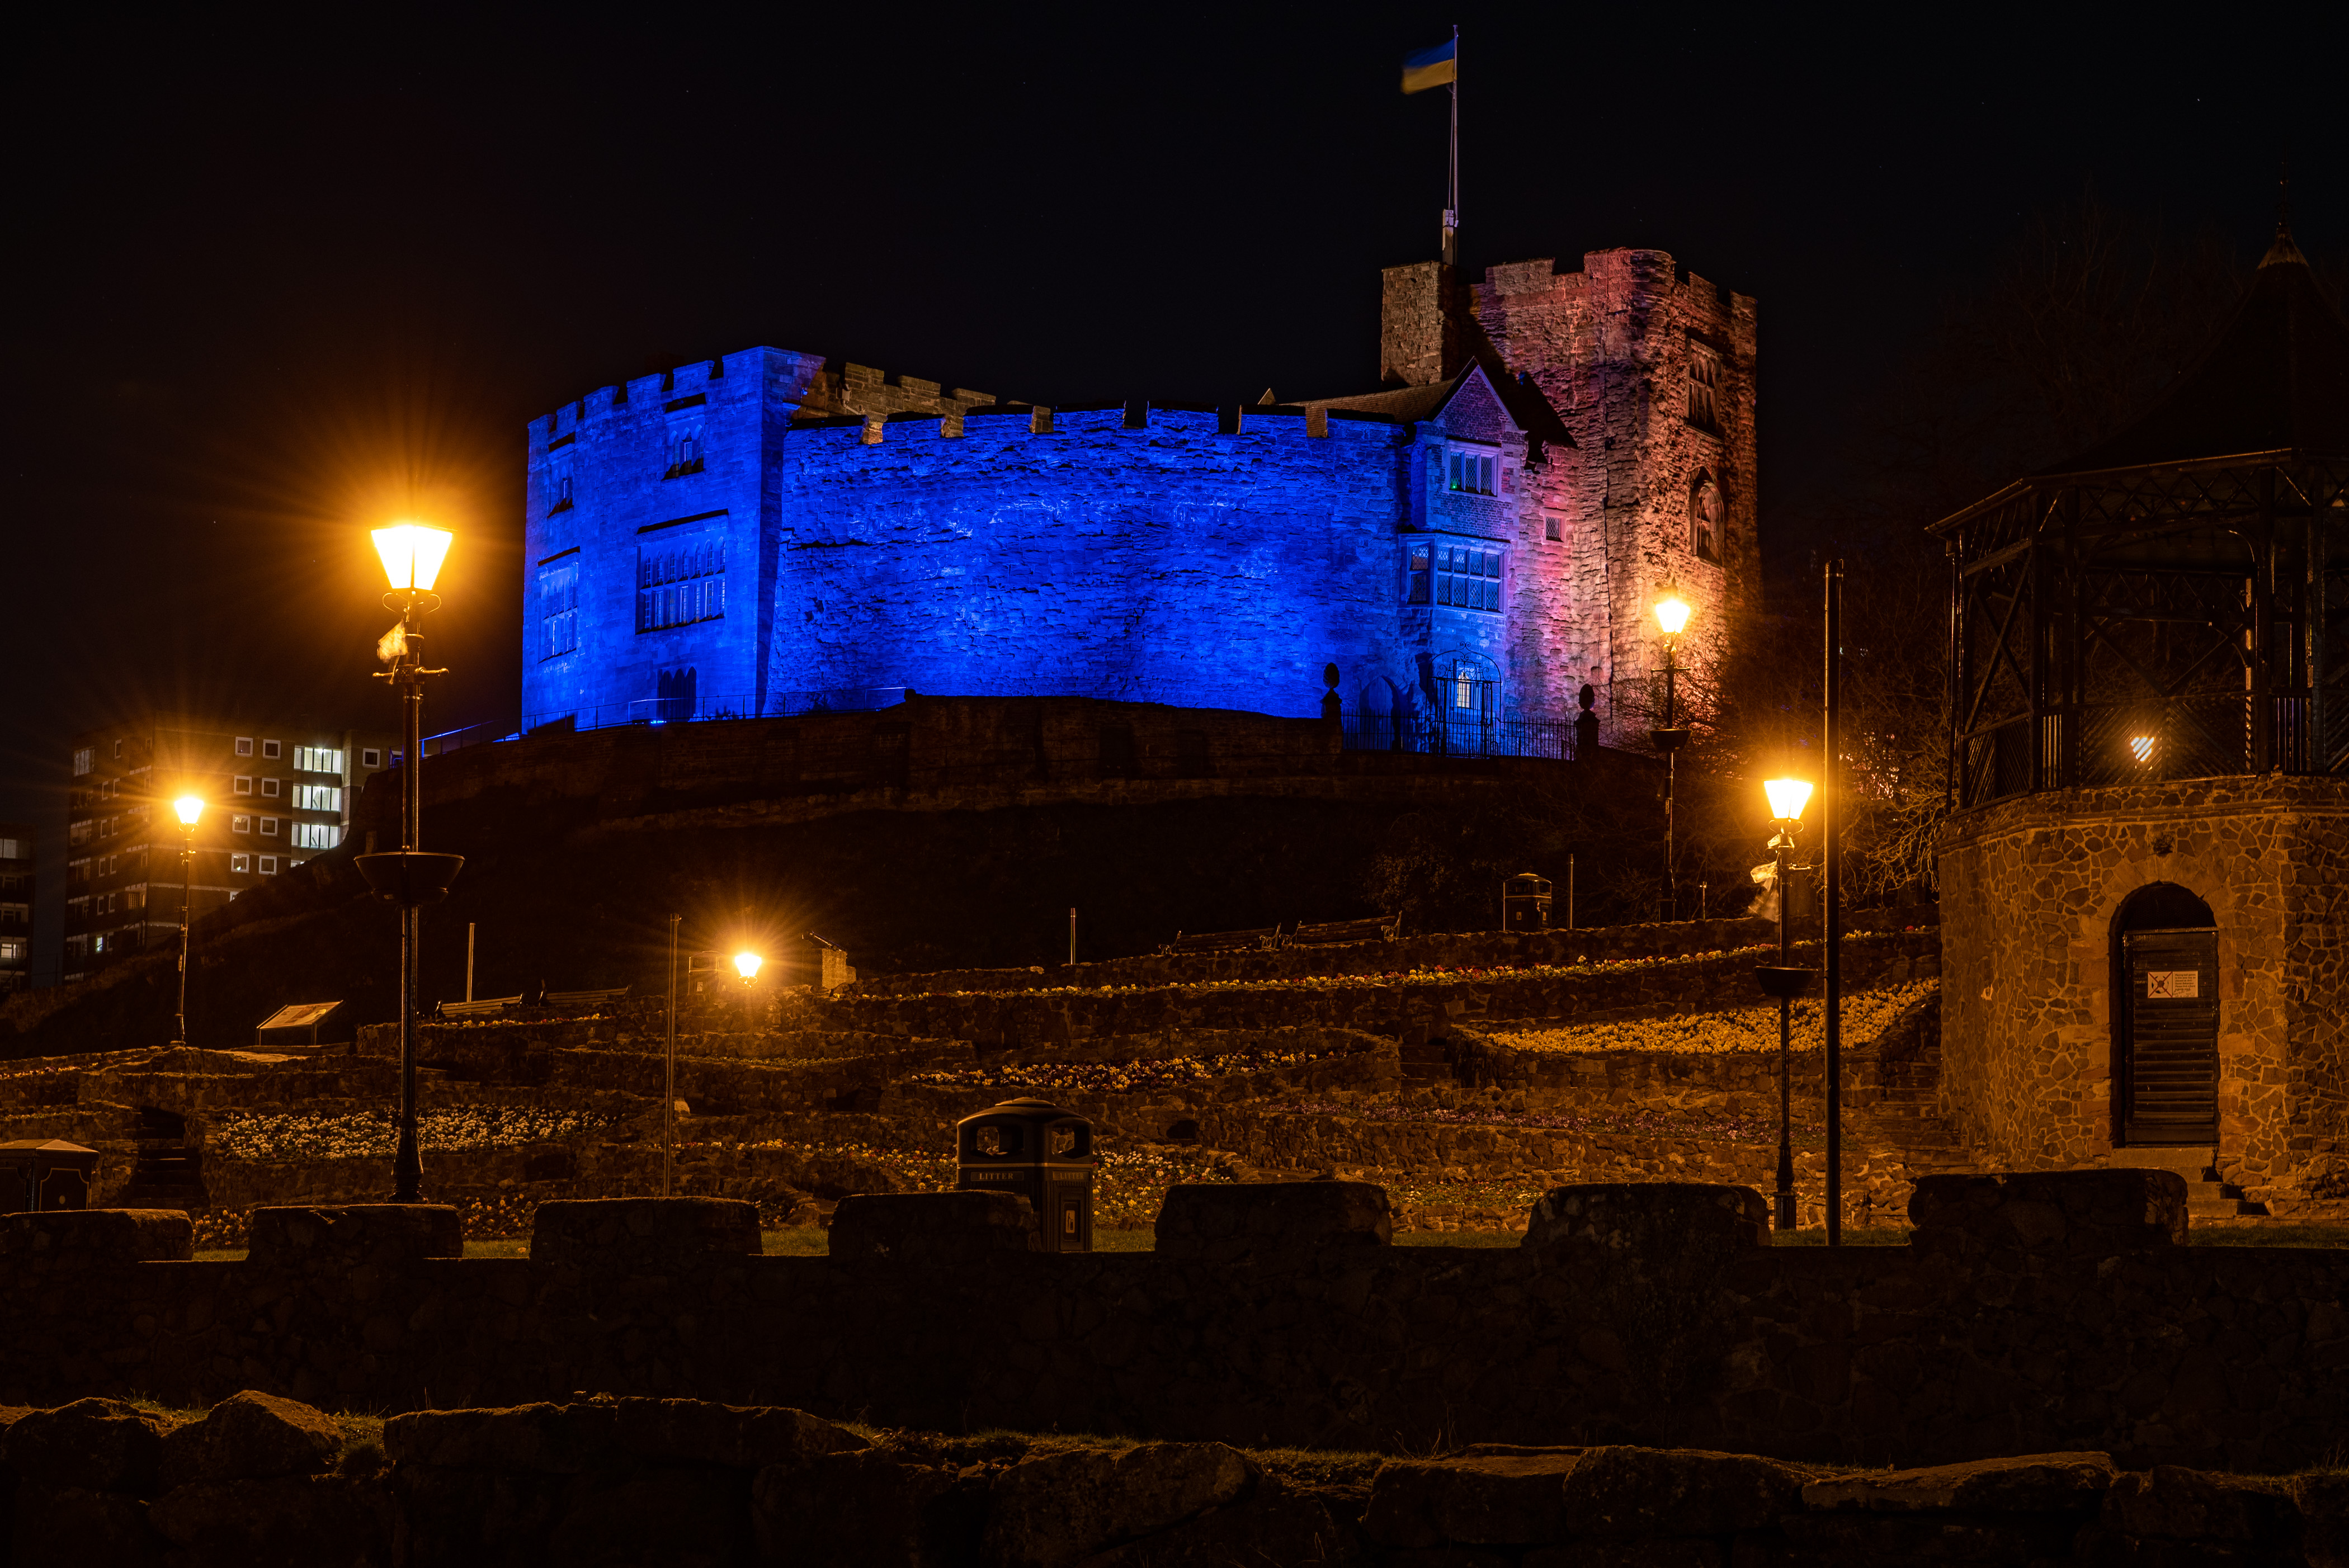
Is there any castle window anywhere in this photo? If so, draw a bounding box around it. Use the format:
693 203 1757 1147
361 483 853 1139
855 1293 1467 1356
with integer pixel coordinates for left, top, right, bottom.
1687 342 1721 432
1545 514 1564 542
1436 543 1502 611
539 563 581 659
1446 446 1497 495
637 537 725 632
1406 542 1432 603
1690 475 1724 563
664 428 705 479
549 472 574 514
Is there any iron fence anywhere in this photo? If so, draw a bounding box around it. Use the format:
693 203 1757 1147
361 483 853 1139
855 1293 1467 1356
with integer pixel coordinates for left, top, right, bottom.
1338 707 1578 761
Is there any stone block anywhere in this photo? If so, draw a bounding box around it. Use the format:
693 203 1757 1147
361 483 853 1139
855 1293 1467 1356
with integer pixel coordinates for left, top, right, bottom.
1909 1171 2186 1258
751 1448 963 1566
980 1441 1255 1568
159 1391 345 1488
529 1197 758 1272
384 1399 864 1474
246 1205 461 1272
8 1482 164 1567
829 1191 1040 1265
1522 1186 1767 1263
0 1208 192 1270
1152 1180 1391 1264
1362 1453 1580 1548
0 1396 167 1494
146 1473 394 1566
1558 1447 1809 1538
1800 1451 2117 1514
2100 1466 2303 1545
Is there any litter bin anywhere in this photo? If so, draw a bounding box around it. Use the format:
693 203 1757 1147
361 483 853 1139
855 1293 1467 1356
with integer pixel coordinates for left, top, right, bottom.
0 1139 101 1214
955 1098 1095 1252
1502 872 1553 933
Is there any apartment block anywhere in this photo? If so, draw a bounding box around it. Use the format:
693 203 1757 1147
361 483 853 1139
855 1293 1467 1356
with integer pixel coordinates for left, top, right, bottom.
0 825 30 991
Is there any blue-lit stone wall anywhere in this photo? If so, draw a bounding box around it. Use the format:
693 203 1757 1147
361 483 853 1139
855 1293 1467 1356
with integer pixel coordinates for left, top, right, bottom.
518 352 1584 732
766 407 1417 717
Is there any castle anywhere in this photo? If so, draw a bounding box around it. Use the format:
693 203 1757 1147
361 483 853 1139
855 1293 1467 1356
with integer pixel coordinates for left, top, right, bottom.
520 251 1757 748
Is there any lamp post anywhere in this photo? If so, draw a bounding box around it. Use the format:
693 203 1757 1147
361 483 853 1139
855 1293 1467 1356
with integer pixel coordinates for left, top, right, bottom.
360 522 456 1205
1649 589 1694 920
664 914 681 1198
1822 559 1846 1248
171 796 203 1046
1754 778 1814 1232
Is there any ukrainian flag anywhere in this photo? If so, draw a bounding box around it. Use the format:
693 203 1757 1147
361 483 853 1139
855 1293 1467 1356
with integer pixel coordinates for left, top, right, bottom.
1402 37 1456 94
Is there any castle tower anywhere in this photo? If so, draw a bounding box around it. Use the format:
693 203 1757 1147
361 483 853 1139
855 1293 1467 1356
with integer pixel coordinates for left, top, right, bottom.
1468 250 1758 740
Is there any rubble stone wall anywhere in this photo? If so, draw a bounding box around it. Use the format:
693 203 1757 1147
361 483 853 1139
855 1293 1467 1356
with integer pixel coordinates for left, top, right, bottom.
1937 776 2349 1201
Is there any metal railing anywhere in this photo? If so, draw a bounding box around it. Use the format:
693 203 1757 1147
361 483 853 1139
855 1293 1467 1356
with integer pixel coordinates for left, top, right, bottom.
1338 706 1578 761
518 686 908 738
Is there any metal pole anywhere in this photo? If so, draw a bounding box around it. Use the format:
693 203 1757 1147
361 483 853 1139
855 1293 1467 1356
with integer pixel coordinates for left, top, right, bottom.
394 637 423 1203
1823 560 1845 1247
466 922 475 1003
1567 854 1574 931
174 826 194 1046
1662 648 1678 922
1069 906 1077 967
1774 834 1796 1230
664 914 680 1197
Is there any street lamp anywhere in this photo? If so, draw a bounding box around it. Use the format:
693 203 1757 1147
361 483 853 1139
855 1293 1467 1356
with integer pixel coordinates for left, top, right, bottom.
353 521 461 1204
1649 588 1694 920
734 951 763 984
171 796 202 1046
1754 777 1815 1232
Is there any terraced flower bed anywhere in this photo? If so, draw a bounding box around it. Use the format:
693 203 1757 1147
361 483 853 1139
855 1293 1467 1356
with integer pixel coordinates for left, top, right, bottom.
207 1105 628 1161
905 1046 1346 1095
1492 979 1938 1056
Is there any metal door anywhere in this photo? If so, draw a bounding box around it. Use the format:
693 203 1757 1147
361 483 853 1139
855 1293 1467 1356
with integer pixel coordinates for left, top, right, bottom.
2120 927 2219 1145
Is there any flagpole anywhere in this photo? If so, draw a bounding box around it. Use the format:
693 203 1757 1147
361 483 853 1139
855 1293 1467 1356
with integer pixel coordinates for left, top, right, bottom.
1443 25 1459 265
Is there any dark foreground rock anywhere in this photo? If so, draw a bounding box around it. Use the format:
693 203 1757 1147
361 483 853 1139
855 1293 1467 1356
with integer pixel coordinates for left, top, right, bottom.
0 1394 2341 1565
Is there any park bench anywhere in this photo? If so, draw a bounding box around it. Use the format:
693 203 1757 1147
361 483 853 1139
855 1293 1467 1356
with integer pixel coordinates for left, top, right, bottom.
438 995 522 1020
1289 914 1401 946
1159 925 1286 956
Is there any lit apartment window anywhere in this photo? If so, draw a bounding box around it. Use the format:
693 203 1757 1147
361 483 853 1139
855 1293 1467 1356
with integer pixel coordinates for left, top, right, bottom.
293 746 344 773
294 784 341 812
112 739 124 760
234 776 253 795
260 818 279 837
260 778 281 799
258 856 279 875
69 820 91 847
233 815 251 834
230 854 251 875
262 739 281 759
362 749 382 768
291 823 340 849
73 748 92 775
0 941 22 964
235 737 254 757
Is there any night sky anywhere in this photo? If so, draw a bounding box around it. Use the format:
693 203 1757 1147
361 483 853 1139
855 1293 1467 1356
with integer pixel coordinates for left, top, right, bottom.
4 8 2340 915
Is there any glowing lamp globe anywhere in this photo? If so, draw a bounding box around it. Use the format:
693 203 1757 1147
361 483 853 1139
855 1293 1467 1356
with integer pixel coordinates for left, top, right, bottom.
1653 593 1692 637
372 523 454 591
173 795 204 827
1763 778 1813 824
734 952 763 981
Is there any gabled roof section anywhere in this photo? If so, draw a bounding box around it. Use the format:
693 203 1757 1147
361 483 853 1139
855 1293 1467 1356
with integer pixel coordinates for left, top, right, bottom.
2034 226 2349 476
1306 351 1576 448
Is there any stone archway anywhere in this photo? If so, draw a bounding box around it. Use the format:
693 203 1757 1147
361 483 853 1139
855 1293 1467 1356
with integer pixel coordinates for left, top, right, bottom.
2110 881 2219 1147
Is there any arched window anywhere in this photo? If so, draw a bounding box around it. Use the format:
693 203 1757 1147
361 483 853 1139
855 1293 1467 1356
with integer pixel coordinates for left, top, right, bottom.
1690 475 1724 563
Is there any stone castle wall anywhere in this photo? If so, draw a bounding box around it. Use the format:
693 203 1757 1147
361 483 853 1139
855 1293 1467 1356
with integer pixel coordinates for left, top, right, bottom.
2 1174 2343 1474
1936 775 2349 1202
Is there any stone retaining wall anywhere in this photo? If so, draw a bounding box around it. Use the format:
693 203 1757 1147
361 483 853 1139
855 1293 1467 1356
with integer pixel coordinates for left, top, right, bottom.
1 1173 2341 1473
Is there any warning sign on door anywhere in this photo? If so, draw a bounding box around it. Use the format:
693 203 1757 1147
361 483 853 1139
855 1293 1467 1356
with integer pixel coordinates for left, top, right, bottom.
2145 971 2200 999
